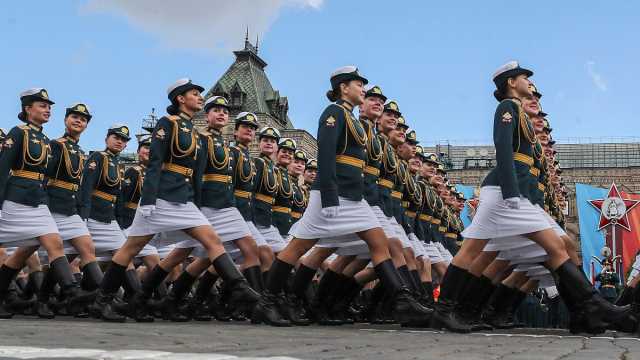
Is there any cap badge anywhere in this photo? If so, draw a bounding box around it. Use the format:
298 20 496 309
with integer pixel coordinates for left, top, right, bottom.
121 127 129 135
77 104 86 112
155 128 166 140
40 90 49 99
216 97 226 105
247 114 254 121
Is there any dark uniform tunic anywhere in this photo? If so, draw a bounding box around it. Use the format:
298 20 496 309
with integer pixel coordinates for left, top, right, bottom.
402 167 422 235
0 124 50 208
141 112 201 207
360 116 383 207
79 150 122 223
416 178 437 243
482 98 538 202
273 165 294 236
391 159 408 227
376 133 398 218
229 143 255 221
117 164 144 229
46 134 85 216
252 154 278 228
290 175 306 226
194 128 234 210
312 99 367 208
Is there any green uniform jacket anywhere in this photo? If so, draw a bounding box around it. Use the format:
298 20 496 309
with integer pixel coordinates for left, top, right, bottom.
290 176 306 226
273 165 294 236
376 134 397 218
78 150 121 223
416 178 436 242
482 99 538 202
195 128 235 210
311 99 367 208
230 143 255 222
252 154 278 227
0 123 50 207
46 135 85 216
117 164 144 229
141 112 201 206
360 117 383 207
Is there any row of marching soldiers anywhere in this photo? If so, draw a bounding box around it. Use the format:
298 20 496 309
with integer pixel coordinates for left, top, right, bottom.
0 78 458 326
0 62 637 334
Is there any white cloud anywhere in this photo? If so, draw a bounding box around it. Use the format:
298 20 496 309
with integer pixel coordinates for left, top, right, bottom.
82 0 323 53
585 61 608 92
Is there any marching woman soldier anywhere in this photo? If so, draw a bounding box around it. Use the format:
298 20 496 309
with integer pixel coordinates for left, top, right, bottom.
252 66 432 326
34 103 105 318
79 124 159 309
272 138 297 241
302 158 317 192
0 89 94 318
431 61 631 333
93 79 260 322
252 127 283 271
144 96 265 322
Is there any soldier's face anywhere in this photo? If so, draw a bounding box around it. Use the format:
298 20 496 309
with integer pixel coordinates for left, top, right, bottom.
178 89 204 112
304 168 317 184
408 157 422 173
288 159 305 176
531 116 544 133
259 137 277 156
277 148 294 166
361 96 384 119
512 74 532 97
378 112 398 133
138 145 150 163
207 106 229 129
342 80 365 106
106 134 127 153
26 101 51 124
234 124 255 144
522 95 540 116
64 113 88 136
397 142 413 160
421 162 436 178
537 133 549 145
389 127 405 146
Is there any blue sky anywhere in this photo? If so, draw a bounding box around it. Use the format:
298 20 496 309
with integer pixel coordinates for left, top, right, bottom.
2 1 639 152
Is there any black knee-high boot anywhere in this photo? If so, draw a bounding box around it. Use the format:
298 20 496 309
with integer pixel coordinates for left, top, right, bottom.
243 266 264 294
456 275 494 331
374 259 433 326
212 254 260 305
188 270 218 321
49 257 95 316
430 264 473 333
483 284 520 329
90 261 127 322
251 258 292 326
291 264 316 298
122 269 142 301
312 270 343 325
164 271 197 322
555 260 631 333
36 269 57 319
0 265 21 319
80 262 103 291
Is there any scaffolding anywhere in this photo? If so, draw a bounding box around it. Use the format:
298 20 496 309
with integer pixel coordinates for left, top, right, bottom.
423 137 640 170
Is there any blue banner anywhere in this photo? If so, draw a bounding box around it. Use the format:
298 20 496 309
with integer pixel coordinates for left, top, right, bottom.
455 184 476 228
575 183 607 281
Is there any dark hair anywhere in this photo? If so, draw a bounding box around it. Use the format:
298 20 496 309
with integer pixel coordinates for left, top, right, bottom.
326 87 340 102
166 100 179 115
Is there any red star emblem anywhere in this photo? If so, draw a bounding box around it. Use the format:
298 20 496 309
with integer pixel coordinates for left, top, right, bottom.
589 183 640 231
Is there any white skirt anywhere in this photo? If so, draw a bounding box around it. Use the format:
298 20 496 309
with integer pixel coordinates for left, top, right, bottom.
175 207 251 250
248 221 268 247
423 242 445 264
257 225 287 253
372 206 399 239
538 206 568 237
127 199 210 237
434 242 453 263
484 236 535 252
52 213 90 241
461 186 551 240
496 243 547 262
86 219 126 254
388 217 412 249
0 201 58 247
292 190 380 240
408 233 426 258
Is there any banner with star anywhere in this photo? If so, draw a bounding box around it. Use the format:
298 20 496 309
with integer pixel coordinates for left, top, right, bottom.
578 183 640 280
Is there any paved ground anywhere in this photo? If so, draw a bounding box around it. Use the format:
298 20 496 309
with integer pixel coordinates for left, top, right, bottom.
0 317 639 360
